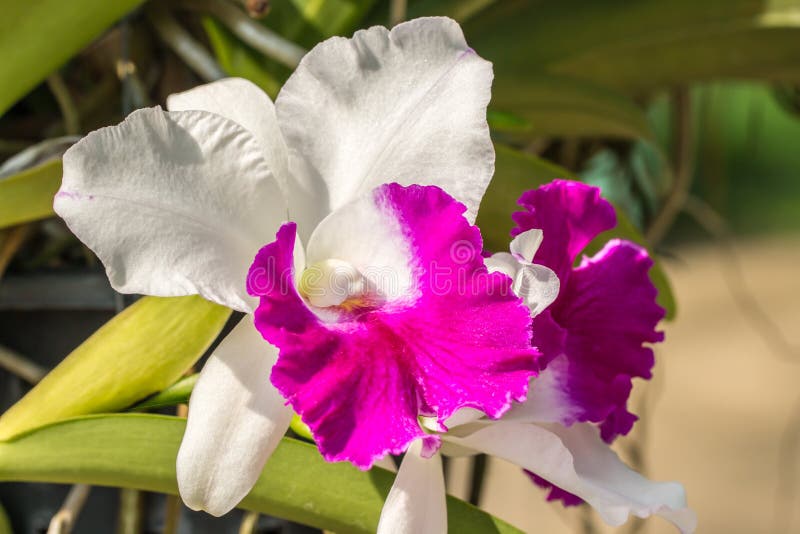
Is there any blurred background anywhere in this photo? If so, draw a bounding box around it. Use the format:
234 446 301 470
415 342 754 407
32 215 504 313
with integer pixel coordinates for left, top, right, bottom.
1 0 799 532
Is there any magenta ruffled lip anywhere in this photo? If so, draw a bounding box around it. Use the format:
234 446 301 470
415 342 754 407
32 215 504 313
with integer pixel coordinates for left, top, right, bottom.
247 183 540 468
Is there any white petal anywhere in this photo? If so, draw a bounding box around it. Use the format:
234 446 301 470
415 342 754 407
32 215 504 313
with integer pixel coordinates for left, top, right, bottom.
484 251 520 280
513 263 560 317
167 78 291 196
177 315 293 516
510 229 543 263
443 407 486 429
502 356 578 424
445 422 696 533
377 441 447 534
55 107 287 312
276 16 494 237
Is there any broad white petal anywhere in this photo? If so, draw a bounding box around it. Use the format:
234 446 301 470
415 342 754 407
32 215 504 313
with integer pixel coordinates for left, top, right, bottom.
446 422 696 533
177 315 293 516
513 263 560 317
377 441 447 534
276 16 494 238
167 78 291 195
510 228 543 262
56 107 286 312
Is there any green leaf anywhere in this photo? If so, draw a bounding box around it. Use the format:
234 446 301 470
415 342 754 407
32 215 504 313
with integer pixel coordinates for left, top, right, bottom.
129 374 199 412
203 0 376 96
0 159 62 229
478 144 573 252
0 0 145 116
0 297 230 440
478 144 676 319
203 18 283 99
490 75 655 140
467 1 800 94
262 0 377 45
0 414 524 534
407 0 497 22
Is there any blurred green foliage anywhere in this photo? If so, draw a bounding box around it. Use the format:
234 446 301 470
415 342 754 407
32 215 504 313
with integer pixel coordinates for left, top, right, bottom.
0 414 523 534
0 159 62 228
0 0 145 116
0 296 230 440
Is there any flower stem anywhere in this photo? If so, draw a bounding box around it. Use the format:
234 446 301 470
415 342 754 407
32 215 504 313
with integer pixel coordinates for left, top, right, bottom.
390 0 407 26
47 73 81 136
46 484 91 534
146 3 226 82
176 0 305 69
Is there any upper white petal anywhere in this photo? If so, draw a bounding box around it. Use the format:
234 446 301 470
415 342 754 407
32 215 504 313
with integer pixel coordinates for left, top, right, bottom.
55 107 287 312
445 422 696 533
510 229 543 262
177 315 293 516
513 263 560 317
377 440 447 534
486 251 559 317
167 78 291 196
275 16 494 239
484 251 519 280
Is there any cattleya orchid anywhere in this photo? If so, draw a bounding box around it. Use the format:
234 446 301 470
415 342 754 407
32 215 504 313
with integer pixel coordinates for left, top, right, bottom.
377 181 697 534
53 17 548 517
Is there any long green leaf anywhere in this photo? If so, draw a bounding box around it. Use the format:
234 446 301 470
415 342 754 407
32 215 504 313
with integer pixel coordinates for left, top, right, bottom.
479 144 676 318
0 414 523 534
129 374 199 412
0 297 230 440
490 75 654 140
0 0 145 116
466 0 800 94
0 159 62 229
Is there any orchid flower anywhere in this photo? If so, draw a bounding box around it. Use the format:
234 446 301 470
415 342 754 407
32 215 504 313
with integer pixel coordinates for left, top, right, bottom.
377 181 696 534
512 179 670 504
53 17 544 517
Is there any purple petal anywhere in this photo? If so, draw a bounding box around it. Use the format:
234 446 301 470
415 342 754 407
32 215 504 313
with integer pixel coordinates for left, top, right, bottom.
513 181 666 507
558 240 664 387
526 471 583 507
512 179 616 283
248 184 538 468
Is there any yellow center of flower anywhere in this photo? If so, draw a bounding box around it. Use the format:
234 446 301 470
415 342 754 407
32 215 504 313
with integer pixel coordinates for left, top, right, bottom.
298 259 368 309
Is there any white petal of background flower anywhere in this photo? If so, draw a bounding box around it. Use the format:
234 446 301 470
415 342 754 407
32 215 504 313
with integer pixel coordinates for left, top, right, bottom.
167 77 292 200
484 252 519 280
177 315 293 517
446 422 697 533
377 440 447 534
513 263 560 317
486 249 559 317
510 229 543 262
55 107 287 312
276 16 494 240
501 355 580 424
